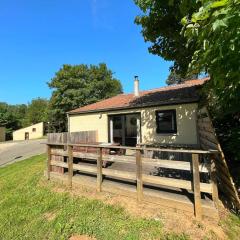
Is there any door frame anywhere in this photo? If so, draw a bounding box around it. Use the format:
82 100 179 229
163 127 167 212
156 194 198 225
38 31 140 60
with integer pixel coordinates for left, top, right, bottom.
25 132 29 140
108 112 141 146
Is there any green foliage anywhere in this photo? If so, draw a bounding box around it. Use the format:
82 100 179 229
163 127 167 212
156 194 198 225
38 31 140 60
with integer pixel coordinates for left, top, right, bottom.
214 113 240 162
183 0 240 114
183 0 240 161
134 0 240 165
24 98 49 126
0 103 27 140
134 0 199 76
166 70 198 85
220 213 240 240
0 99 48 140
48 63 122 132
166 70 183 85
0 63 122 137
0 154 167 240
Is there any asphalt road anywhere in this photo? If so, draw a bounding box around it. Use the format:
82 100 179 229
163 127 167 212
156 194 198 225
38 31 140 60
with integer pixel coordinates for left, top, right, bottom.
0 139 47 167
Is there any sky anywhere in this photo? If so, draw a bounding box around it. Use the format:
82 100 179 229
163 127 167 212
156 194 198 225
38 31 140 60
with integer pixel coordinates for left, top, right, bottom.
0 0 172 105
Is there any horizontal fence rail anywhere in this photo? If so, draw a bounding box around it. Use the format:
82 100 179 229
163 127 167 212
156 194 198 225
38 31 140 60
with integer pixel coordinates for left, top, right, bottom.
198 107 240 211
46 133 220 220
47 142 218 154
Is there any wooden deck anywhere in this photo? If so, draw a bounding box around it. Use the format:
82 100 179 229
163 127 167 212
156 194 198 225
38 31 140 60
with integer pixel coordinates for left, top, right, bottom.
47 170 218 219
44 107 240 218
46 132 220 220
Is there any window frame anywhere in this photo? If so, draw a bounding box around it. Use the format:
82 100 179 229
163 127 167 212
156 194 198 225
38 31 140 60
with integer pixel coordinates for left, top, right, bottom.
155 109 177 134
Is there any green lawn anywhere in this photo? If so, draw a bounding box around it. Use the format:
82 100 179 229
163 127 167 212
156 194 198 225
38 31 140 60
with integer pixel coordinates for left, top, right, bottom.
0 154 188 240
0 155 239 240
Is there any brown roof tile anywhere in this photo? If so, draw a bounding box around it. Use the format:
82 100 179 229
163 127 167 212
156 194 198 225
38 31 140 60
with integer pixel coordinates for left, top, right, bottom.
69 78 208 114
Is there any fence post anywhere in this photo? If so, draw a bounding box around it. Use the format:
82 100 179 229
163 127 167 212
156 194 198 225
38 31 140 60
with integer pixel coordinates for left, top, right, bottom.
210 154 219 208
47 144 51 180
192 153 202 220
97 147 103 192
68 145 73 188
136 148 143 201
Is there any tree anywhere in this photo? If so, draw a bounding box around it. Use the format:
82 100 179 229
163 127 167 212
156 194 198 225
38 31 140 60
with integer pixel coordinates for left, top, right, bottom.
0 103 27 140
0 99 49 140
24 98 49 126
134 0 199 76
134 0 240 165
166 70 183 85
166 69 198 85
183 0 240 115
48 63 122 132
183 0 240 161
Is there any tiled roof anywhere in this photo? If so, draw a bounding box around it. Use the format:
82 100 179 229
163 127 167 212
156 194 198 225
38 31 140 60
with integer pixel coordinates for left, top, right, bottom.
69 78 208 114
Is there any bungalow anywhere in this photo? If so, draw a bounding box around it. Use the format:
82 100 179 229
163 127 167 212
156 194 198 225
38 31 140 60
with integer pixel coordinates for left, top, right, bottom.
68 77 208 147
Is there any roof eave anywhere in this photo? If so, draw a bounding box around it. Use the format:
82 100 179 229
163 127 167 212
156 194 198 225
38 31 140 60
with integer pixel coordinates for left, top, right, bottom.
68 98 200 115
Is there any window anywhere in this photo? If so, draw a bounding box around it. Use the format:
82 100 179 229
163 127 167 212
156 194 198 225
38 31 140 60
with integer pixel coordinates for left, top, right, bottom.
32 128 36 132
113 116 122 129
156 110 177 134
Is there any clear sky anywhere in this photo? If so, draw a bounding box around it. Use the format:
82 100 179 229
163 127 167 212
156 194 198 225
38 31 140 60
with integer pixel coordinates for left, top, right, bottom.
0 0 172 105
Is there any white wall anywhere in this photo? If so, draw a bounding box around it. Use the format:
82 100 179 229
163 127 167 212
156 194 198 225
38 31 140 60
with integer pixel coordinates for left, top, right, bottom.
69 103 199 145
69 113 108 142
13 122 44 141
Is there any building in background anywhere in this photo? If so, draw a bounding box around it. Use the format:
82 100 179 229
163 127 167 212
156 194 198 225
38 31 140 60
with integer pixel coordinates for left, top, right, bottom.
13 122 45 141
0 127 6 142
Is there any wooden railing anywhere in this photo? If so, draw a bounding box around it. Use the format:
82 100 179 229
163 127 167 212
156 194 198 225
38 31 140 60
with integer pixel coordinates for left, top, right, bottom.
46 142 219 219
198 107 240 211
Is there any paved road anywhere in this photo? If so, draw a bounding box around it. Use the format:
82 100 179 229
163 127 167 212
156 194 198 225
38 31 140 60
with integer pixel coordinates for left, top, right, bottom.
0 139 47 167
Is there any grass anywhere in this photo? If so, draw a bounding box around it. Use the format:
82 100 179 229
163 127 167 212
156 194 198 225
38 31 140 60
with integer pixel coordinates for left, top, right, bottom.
0 154 239 240
0 154 190 240
220 213 240 240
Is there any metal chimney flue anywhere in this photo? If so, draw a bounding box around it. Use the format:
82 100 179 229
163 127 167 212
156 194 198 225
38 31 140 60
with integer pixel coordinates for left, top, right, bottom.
134 75 139 97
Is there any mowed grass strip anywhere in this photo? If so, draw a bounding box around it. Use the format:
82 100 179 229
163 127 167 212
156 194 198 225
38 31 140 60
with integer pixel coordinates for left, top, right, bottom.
0 154 189 240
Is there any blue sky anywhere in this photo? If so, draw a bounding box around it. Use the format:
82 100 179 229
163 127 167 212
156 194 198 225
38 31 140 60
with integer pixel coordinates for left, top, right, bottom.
0 0 172 105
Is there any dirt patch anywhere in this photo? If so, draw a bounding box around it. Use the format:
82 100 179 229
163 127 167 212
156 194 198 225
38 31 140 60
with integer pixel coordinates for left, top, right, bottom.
43 178 228 240
43 211 57 221
69 235 96 240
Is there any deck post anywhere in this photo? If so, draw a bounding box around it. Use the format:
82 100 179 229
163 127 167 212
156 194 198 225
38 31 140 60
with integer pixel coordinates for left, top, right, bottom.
68 145 73 188
47 144 51 180
210 154 219 208
136 117 141 144
136 148 143 201
192 153 202 220
97 147 103 192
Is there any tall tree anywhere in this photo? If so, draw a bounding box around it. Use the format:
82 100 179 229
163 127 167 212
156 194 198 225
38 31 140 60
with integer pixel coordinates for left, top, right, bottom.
166 70 183 85
134 0 199 76
0 103 27 140
134 0 240 164
24 98 49 126
48 63 122 132
166 70 198 85
183 0 240 161
183 0 240 115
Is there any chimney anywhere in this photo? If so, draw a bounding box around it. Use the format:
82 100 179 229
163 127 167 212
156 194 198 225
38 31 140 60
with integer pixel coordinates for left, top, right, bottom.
134 75 139 97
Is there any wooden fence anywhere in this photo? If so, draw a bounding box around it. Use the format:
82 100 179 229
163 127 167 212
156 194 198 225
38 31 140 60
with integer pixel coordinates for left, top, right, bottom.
47 131 97 174
198 107 240 211
46 134 219 220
